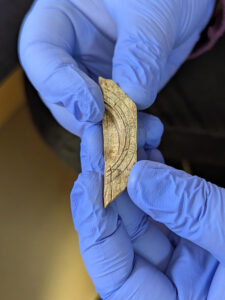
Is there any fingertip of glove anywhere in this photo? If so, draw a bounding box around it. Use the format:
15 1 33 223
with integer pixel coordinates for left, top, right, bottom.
74 85 105 123
81 125 105 174
145 116 164 148
147 149 165 164
116 82 156 110
70 172 102 211
128 161 150 194
138 113 164 149
127 161 167 205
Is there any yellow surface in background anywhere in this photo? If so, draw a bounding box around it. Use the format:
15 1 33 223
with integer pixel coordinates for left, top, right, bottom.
0 105 97 300
0 67 25 127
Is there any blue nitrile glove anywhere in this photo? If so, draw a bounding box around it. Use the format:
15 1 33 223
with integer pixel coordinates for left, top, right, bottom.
71 112 221 299
19 0 216 137
127 161 225 299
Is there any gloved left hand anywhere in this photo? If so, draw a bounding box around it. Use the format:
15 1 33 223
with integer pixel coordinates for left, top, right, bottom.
18 0 216 138
71 113 222 299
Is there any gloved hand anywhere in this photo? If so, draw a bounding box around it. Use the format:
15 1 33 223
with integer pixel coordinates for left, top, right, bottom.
127 160 225 299
19 0 216 137
71 112 223 299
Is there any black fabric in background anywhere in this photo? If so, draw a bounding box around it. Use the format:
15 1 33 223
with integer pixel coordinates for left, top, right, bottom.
0 0 33 82
147 35 225 186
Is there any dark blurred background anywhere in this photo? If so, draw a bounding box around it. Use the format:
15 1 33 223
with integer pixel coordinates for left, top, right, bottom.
150 34 225 187
0 1 224 299
0 0 32 81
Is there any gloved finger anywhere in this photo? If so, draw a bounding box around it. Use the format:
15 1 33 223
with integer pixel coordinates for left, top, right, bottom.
71 172 175 299
146 149 165 164
81 112 164 172
126 146 175 271
115 191 173 272
138 147 180 247
145 148 179 242
128 161 225 265
80 124 104 174
141 148 181 246
138 113 164 150
167 239 218 299
103 0 177 109
103 1 215 109
18 0 104 132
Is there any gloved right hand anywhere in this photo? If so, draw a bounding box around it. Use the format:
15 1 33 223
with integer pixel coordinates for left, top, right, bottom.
19 0 216 137
127 160 225 299
71 122 224 299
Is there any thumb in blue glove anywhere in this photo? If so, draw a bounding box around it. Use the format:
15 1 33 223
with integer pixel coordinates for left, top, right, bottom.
128 161 225 265
128 161 225 299
103 0 216 108
19 0 111 137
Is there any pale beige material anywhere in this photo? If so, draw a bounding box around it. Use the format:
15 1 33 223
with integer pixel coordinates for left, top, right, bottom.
99 77 137 208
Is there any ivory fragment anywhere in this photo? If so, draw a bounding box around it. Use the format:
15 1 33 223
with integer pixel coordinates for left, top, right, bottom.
99 77 137 208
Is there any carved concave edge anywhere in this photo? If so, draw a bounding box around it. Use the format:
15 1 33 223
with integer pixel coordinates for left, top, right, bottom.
99 77 137 208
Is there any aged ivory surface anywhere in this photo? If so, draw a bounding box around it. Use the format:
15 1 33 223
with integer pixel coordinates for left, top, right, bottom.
99 77 137 208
